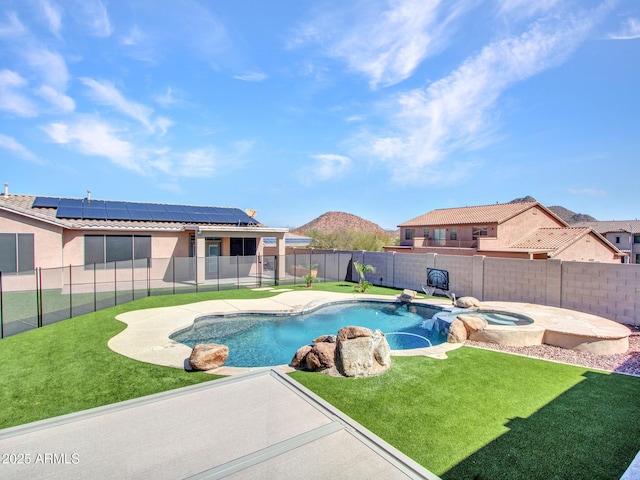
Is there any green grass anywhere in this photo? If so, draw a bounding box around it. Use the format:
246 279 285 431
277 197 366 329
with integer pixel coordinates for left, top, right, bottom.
291 349 640 480
0 282 405 429
4 282 637 479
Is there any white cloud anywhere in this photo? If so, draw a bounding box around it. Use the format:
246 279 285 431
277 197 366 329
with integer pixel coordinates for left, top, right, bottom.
80 0 112 37
155 116 173 136
36 85 75 113
607 17 640 40
42 119 139 172
303 154 351 182
80 78 155 131
0 12 26 37
495 0 561 19
24 47 69 91
363 6 607 183
0 133 38 161
0 70 37 117
40 0 62 37
153 87 179 107
172 149 217 177
290 0 472 89
234 71 268 82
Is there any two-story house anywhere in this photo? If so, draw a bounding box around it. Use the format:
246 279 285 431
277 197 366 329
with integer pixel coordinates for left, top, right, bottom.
385 201 622 263
572 220 640 264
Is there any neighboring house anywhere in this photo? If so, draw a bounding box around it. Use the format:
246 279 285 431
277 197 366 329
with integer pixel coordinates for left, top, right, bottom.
0 191 289 282
385 201 623 263
572 220 640 264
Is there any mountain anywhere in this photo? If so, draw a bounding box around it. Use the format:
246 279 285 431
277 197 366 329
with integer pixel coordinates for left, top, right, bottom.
295 211 388 234
508 196 597 224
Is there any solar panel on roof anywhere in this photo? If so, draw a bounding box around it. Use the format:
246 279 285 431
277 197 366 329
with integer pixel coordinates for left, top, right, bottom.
84 200 106 208
58 198 83 208
126 203 147 211
56 206 83 218
32 197 61 208
164 205 185 213
82 207 108 220
128 210 153 221
104 201 128 209
148 211 174 221
106 208 132 220
145 204 167 212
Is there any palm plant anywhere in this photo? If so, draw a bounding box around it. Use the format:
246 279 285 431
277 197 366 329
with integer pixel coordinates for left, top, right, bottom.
354 261 376 293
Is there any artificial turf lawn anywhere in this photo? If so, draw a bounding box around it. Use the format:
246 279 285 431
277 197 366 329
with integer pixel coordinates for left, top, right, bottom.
290 348 640 480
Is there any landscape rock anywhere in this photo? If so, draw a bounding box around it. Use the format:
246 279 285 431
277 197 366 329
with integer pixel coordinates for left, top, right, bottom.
290 345 313 368
399 289 417 302
305 342 336 371
447 319 468 343
457 314 488 335
337 325 372 342
337 335 374 376
372 329 391 366
189 343 229 371
313 334 336 344
456 296 482 309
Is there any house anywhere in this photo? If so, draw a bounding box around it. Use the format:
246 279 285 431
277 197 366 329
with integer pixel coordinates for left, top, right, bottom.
0 189 289 282
384 201 623 263
572 220 640 264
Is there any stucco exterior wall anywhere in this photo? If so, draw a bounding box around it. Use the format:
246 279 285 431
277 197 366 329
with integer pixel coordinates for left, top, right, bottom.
555 235 620 263
494 206 564 247
62 230 191 266
0 210 63 269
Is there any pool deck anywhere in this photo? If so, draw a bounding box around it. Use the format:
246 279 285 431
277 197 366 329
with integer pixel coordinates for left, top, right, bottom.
0 368 439 479
109 290 632 375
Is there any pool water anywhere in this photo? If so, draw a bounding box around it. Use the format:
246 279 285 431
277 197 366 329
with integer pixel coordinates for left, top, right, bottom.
171 302 445 367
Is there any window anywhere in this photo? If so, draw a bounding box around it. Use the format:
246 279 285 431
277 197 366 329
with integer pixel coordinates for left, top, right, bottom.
634 234 640 244
404 229 415 241
422 228 430 238
615 236 621 244
230 238 257 256
84 235 151 264
472 226 488 240
0 233 34 273
636 254 640 264
433 228 446 246
450 228 457 241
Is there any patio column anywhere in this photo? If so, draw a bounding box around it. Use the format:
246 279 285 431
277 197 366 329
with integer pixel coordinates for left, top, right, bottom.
196 234 205 285
276 235 286 284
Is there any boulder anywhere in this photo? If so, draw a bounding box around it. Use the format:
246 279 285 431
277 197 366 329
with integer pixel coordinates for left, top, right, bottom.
337 326 373 342
456 296 481 309
398 289 416 302
189 343 229 371
457 314 488 335
313 334 336 344
290 345 313 368
447 319 468 343
305 342 336 371
372 329 391 366
337 335 374 377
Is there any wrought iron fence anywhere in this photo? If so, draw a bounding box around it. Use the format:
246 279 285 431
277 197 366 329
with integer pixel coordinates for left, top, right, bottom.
0 252 354 339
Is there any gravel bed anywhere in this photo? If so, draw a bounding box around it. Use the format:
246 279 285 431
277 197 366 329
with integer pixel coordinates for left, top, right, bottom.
465 325 640 376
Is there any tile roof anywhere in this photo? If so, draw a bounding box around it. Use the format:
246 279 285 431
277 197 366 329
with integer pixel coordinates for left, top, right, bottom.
572 220 640 234
399 201 562 227
507 227 593 253
0 194 264 231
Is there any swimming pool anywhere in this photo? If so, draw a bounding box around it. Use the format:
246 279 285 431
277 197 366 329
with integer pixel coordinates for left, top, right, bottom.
170 301 446 367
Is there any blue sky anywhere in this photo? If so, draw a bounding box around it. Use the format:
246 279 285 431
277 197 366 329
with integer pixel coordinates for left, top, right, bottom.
1 0 639 230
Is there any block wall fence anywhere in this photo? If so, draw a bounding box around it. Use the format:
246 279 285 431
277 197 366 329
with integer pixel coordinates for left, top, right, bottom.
321 249 640 326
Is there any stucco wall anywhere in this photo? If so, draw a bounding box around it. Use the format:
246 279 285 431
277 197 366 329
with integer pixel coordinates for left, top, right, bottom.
0 210 63 269
555 235 619 263
347 251 639 325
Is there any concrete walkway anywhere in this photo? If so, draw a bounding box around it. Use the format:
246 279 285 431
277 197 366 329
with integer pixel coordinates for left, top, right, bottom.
0 369 440 479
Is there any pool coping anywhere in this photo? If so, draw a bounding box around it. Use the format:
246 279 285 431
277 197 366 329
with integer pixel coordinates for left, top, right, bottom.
109 290 632 374
109 290 462 374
